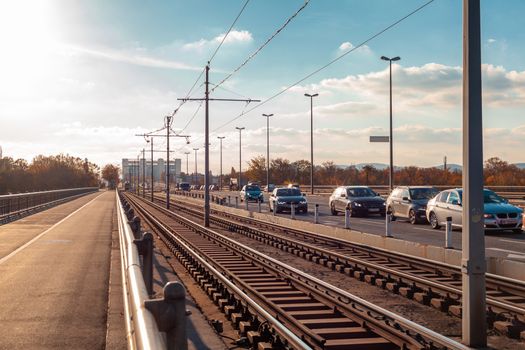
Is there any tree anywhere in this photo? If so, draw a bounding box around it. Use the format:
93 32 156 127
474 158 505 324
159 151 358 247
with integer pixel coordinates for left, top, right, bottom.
102 164 120 189
245 155 266 183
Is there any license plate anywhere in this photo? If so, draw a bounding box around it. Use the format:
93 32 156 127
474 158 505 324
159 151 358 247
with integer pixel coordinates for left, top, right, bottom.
369 208 380 212
501 219 517 225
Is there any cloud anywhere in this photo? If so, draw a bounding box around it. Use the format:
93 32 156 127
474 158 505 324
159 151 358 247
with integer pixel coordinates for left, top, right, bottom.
338 41 371 54
487 38 497 44
65 44 202 71
182 29 253 51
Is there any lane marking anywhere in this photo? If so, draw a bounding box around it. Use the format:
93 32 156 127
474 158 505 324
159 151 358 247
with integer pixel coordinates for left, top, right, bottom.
0 192 104 265
500 239 525 246
487 247 525 256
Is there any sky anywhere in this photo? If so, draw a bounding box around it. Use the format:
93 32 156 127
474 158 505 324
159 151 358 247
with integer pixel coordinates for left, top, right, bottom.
1 0 525 174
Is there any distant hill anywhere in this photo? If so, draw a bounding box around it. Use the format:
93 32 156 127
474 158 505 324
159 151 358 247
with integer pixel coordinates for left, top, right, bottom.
434 164 462 172
514 163 525 169
335 162 524 171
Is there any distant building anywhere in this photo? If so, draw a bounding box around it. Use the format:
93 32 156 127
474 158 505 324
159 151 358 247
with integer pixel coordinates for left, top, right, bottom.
122 158 181 185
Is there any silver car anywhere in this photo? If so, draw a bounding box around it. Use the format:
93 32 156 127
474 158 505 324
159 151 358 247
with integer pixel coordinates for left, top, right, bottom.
426 188 523 233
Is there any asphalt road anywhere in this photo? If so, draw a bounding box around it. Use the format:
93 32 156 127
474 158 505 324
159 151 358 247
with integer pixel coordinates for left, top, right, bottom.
172 190 525 259
0 191 115 349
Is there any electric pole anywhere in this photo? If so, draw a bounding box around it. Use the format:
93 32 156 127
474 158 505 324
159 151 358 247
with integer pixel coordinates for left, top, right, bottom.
217 136 225 190
184 151 190 182
142 148 146 198
236 127 245 190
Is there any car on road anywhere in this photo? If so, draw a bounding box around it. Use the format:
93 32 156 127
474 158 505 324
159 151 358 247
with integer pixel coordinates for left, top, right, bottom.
179 182 190 191
269 187 307 213
386 186 439 224
426 188 523 233
329 186 386 217
264 184 276 192
240 184 264 202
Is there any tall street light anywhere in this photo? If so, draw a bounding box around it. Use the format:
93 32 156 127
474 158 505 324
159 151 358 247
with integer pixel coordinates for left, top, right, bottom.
235 127 245 189
217 136 225 190
380 55 401 191
193 148 199 186
262 114 273 190
304 93 318 194
184 151 190 182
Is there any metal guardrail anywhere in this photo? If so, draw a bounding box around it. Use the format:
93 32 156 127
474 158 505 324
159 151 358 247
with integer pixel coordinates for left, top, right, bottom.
0 187 99 217
116 191 187 350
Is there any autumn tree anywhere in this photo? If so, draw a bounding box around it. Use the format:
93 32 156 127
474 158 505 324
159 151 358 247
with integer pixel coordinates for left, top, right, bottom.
102 164 120 189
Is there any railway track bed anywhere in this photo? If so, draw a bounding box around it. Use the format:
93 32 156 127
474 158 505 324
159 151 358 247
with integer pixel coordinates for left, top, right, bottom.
122 192 473 350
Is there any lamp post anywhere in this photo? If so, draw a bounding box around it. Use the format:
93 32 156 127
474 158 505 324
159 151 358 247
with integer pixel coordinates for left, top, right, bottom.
193 148 199 186
380 56 400 191
217 136 225 190
184 152 190 183
262 114 273 190
304 93 318 194
235 127 245 190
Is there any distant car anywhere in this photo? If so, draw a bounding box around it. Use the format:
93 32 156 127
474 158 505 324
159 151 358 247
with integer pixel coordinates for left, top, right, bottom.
179 182 190 191
426 188 523 233
240 184 264 202
329 186 385 217
269 187 307 213
287 183 300 190
264 184 276 192
386 186 439 224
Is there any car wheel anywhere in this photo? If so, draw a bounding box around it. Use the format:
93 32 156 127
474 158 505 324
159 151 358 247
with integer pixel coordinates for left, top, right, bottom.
388 207 396 221
330 203 337 216
409 209 417 225
513 229 523 234
429 212 440 229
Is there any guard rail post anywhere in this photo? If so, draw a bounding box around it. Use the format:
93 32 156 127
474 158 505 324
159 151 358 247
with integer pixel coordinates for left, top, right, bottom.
245 198 249 211
257 200 261 213
344 208 350 229
385 210 393 237
235 197 238 208
134 231 154 295
291 204 296 220
314 204 319 224
144 282 188 350
272 202 276 216
445 216 453 249
228 196 231 206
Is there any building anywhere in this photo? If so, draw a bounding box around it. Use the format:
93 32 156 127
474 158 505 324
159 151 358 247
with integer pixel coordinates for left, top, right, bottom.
122 158 181 187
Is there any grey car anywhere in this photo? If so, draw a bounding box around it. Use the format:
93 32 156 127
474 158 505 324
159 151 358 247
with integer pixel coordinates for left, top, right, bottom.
269 187 307 213
426 188 523 233
386 186 439 224
329 186 386 217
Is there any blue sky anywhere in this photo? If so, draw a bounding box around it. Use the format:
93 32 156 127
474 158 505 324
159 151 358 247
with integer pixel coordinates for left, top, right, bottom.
1 0 524 173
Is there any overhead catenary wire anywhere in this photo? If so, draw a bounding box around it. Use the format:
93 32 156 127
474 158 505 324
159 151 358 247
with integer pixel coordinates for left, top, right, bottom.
210 0 310 94
211 0 435 133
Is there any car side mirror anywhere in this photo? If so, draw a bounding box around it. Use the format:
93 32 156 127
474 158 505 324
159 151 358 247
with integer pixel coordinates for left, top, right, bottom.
302 193 306 197
402 196 410 201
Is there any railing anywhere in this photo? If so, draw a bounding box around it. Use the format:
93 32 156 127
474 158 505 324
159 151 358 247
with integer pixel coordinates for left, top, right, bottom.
116 191 187 350
0 187 99 220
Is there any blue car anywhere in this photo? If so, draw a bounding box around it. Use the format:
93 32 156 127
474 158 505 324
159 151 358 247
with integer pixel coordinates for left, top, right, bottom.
240 185 264 202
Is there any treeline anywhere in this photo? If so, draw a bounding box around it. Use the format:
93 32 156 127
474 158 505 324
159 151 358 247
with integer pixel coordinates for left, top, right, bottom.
0 154 100 194
240 156 525 186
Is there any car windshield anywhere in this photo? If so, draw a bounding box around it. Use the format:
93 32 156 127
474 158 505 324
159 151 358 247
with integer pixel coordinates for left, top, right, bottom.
246 185 260 192
347 188 376 197
409 188 439 200
456 190 507 204
276 188 301 196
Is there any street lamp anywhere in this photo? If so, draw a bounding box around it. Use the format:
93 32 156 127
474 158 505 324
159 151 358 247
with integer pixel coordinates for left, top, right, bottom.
380 55 401 191
304 93 319 194
235 127 245 189
193 148 199 186
184 151 190 182
217 136 225 190
262 114 273 190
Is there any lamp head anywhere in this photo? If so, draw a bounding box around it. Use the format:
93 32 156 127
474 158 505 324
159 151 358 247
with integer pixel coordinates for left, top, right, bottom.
381 56 390 61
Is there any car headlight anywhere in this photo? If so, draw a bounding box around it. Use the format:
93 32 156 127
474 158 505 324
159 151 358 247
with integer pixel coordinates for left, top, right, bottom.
353 202 362 207
382 202 386 206
300 200 307 204
277 201 285 205
484 213 494 219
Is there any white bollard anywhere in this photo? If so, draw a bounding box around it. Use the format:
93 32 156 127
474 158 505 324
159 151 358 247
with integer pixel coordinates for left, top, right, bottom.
345 208 350 229
314 204 319 224
272 202 276 215
245 198 249 211
291 204 296 220
235 197 238 208
445 216 453 248
385 211 393 237
257 200 261 213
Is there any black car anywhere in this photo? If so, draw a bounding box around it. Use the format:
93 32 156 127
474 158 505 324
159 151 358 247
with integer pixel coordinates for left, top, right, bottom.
386 186 439 224
179 182 190 191
329 186 385 216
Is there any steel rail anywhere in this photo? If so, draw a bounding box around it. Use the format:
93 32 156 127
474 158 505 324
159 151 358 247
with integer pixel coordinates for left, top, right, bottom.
127 193 471 350
125 194 313 350
157 193 525 324
116 191 167 349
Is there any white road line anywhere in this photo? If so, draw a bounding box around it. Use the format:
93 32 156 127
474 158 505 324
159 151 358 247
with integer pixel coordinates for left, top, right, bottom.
0 193 104 265
413 227 440 232
487 247 525 256
499 239 525 246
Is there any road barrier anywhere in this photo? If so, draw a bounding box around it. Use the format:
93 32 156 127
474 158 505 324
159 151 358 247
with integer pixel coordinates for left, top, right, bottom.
0 187 99 223
314 204 319 224
117 191 187 350
445 217 453 249
385 211 393 237
344 208 350 229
